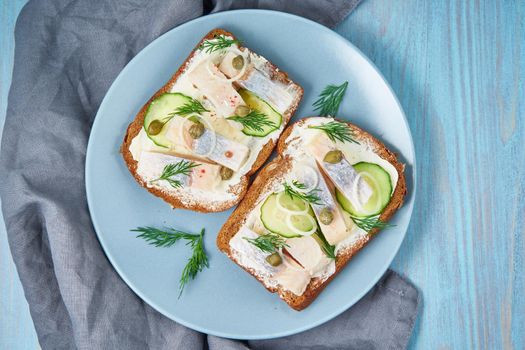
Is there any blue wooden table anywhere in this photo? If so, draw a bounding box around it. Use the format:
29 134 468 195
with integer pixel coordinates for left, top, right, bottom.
1 1 523 349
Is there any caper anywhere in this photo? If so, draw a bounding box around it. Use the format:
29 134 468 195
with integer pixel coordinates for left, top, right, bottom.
147 119 164 136
234 105 251 117
265 252 282 266
188 122 205 139
319 207 334 225
232 55 244 70
323 150 343 164
220 166 234 180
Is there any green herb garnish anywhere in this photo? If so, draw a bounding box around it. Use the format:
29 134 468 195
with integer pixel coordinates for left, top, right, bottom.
244 233 289 254
312 81 348 116
179 229 209 297
167 98 208 119
131 226 198 247
308 121 359 144
157 98 208 127
283 180 322 205
131 227 209 297
227 111 277 133
152 160 199 189
351 216 393 232
315 231 336 260
199 35 241 53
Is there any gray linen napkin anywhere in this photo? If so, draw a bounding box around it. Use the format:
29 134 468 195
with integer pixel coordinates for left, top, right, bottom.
0 0 419 349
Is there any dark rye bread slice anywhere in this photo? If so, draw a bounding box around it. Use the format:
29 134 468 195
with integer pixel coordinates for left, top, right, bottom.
121 29 303 212
217 117 407 310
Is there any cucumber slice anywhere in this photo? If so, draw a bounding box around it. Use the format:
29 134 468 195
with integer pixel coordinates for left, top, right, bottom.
287 213 317 235
336 162 393 217
143 93 192 148
276 192 309 213
260 193 316 238
237 89 282 137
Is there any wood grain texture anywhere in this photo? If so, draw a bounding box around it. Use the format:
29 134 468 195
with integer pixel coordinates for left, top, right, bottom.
337 0 525 349
0 0 523 349
0 1 40 349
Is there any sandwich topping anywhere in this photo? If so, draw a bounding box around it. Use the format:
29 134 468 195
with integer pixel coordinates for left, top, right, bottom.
229 117 399 296
129 35 299 206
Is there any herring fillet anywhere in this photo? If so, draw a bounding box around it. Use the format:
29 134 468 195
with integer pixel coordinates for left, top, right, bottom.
192 128 250 172
137 151 222 191
238 69 293 112
187 60 243 117
135 152 194 187
136 152 190 186
309 167 350 245
307 134 373 208
320 159 373 206
217 58 293 113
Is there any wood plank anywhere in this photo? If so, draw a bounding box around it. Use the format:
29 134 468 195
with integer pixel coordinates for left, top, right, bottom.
337 0 524 348
0 0 40 349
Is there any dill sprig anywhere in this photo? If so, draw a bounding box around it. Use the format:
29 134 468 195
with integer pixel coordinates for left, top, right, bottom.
199 35 241 53
167 98 208 119
322 243 336 260
131 226 200 247
158 98 207 127
315 232 336 260
283 180 322 205
227 111 277 133
244 233 289 254
131 226 209 297
179 228 209 297
312 81 348 116
351 216 394 232
308 121 359 144
152 160 200 189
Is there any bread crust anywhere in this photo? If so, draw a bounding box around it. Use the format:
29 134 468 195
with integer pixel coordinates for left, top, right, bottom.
120 29 303 212
217 117 407 310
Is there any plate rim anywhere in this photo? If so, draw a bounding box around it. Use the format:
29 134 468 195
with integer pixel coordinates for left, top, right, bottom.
86 9 417 340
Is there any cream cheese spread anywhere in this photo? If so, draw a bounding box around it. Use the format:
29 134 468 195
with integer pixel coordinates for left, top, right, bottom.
228 117 399 296
128 36 299 203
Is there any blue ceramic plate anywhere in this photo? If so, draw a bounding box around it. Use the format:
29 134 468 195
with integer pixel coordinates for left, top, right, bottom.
86 10 415 339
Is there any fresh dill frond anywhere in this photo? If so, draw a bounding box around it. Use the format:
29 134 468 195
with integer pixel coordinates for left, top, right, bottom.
322 243 336 260
290 181 306 190
227 111 276 133
351 216 394 232
167 98 208 119
283 180 322 205
131 226 201 248
315 231 336 260
312 81 348 116
152 160 199 189
244 233 289 254
179 229 209 297
199 35 241 53
131 226 209 297
308 121 359 144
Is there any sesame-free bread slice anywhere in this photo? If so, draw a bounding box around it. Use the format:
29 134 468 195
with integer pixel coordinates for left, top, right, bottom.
217 117 407 310
120 29 303 212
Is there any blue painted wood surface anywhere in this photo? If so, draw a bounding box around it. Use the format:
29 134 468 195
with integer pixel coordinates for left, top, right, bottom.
0 1 41 349
1 1 523 349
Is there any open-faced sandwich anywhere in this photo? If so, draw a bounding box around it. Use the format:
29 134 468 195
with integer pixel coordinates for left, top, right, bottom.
217 117 407 310
121 29 303 212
